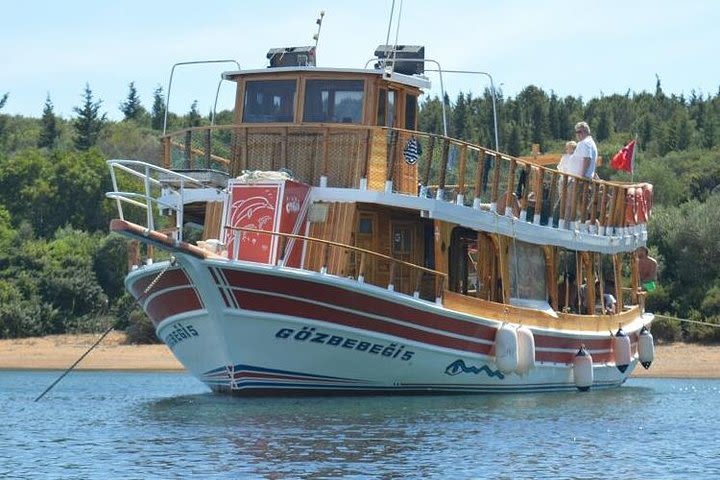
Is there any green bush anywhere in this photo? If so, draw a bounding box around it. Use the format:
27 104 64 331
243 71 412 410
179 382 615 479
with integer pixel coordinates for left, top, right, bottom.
124 309 160 344
650 315 682 343
684 312 720 344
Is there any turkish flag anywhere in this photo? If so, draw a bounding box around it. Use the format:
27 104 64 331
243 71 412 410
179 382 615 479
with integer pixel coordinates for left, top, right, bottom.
611 140 636 172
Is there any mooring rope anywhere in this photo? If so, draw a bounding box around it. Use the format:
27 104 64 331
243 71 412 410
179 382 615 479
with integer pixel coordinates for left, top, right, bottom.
652 314 720 328
34 257 176 402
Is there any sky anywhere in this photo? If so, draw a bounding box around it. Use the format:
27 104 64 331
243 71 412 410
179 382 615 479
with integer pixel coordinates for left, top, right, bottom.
2 0 719 121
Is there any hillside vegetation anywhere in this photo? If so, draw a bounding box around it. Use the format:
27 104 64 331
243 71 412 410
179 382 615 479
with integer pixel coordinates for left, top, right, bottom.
1 80 718 342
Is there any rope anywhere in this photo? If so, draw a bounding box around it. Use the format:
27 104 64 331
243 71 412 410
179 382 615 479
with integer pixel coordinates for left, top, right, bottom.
652 314 720 328
34 257 176 402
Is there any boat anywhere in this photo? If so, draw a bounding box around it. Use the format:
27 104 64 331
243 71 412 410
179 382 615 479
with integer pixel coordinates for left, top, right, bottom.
106 42 655 395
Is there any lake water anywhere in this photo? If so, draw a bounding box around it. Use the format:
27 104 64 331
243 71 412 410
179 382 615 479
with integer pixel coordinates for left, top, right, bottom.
1 371 719 479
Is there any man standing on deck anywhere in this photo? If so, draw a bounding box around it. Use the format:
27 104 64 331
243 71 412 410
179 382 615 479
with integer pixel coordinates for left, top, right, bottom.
561 122 597 227
573 121 598 179
637 246 658 291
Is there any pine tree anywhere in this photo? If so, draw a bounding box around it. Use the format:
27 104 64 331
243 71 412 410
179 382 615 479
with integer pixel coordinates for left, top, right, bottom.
120 81 144 121
38 94 59 149
507 123 522 157
0 93 7 141
186 100 201 127
73 83 106 151
150 85 166 131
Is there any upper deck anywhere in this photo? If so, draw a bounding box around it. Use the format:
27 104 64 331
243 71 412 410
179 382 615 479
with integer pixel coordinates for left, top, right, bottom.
156 47 652 254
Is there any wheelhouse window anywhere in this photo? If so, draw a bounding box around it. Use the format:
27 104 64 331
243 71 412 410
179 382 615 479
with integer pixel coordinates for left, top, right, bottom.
243 79 296 123
405 93 417 129
303 79 364 123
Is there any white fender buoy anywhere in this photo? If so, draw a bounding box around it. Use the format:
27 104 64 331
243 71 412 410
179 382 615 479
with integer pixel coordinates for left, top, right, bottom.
638 325 655 369
613 327 631 373
515 326 536 376
494 323 519 374
573 345 593 391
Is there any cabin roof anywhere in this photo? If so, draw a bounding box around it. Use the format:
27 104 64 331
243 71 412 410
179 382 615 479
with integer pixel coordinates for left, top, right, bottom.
222 66 432 90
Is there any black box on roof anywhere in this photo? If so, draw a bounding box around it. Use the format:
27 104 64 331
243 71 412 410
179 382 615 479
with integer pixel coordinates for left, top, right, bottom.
267 46 316 67
374 45 425 75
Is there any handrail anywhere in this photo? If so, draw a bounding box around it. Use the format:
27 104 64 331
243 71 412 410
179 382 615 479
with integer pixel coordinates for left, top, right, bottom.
157 123 653 234
106 159 211 241
225 225 447 301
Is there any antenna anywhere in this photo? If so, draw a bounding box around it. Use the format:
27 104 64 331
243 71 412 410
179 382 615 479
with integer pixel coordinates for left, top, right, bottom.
393 0 404 50
390 0 404 68
313 11 325 62
383 0 396 70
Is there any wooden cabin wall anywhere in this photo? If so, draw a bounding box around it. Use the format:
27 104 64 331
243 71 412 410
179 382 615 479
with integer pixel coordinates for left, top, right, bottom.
367 130 389 190
305 202 356 276
202 202 225 240
350 205 428 295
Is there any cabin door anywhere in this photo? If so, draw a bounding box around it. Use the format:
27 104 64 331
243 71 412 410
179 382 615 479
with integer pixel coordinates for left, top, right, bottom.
390 220 415 293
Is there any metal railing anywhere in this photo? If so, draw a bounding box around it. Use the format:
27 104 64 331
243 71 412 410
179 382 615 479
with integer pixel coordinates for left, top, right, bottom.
106 159 209 241
226 225 447 303
160 124 653 234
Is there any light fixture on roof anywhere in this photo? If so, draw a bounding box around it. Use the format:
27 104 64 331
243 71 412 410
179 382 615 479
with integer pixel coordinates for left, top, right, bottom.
374 45 425 75
266 46 316 68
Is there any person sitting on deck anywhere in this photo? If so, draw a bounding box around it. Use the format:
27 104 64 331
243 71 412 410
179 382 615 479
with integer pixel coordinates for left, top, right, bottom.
637 246 658 291
557 140 579 177
578 279 617 315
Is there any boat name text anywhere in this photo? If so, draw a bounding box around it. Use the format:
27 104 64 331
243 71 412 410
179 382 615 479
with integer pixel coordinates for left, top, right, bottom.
164 323 199 349
275 327 414 361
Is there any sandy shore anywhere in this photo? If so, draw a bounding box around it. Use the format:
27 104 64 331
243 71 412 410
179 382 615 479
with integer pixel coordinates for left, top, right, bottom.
0 332 718 378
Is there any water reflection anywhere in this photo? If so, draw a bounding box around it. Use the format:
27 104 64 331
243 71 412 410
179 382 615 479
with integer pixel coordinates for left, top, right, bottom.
4 372 717 479
139 386 668 477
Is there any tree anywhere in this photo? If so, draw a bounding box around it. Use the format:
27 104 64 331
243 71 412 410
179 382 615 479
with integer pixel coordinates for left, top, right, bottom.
93 234 130 303
38 94 59 149
45 228 107 310
186 100 201 127
150 85 166 131
507 122 522 157
73 83 106 151
120 81 145 121
0 92 8 142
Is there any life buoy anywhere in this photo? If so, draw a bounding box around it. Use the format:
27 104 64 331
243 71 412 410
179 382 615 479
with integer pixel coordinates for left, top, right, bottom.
624 187 636 227
612 327 631 373
494 323 519 374
573 345 593 391
515 326 536 376
638 325 655 369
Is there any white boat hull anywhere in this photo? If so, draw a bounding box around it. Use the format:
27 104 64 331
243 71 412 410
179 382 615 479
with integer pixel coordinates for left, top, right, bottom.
129 255 642 395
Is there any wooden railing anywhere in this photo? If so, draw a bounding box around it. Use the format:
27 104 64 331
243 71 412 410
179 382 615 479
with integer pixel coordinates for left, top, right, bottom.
162 124 653 233
224 225 447 302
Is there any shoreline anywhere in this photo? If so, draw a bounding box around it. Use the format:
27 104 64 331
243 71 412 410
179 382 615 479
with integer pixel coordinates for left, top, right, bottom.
1 332 719 378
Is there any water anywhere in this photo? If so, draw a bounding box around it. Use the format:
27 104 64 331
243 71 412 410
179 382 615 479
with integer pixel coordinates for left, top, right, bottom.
1 371 719 479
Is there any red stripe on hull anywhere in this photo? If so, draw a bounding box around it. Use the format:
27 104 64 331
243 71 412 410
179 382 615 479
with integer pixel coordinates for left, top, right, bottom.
232 288 494 355
222 269 496 341
221 268 629 362
536 349 613 364
145 287 203 326
130 268 192 299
